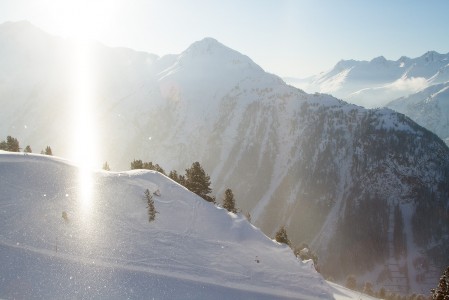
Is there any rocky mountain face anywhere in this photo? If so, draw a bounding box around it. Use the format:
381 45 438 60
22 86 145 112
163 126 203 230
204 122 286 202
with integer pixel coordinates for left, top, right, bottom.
291 51 449 108
1 21 449 294
387 82 449 145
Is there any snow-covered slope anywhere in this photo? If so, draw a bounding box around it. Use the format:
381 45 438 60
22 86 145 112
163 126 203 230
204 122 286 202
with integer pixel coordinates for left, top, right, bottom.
0 151 375 299
387 81 449 145
290 51 449 108
1 21 449 295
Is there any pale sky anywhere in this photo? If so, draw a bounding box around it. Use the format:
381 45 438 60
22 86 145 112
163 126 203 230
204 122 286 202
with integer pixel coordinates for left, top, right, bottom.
1 0 449 77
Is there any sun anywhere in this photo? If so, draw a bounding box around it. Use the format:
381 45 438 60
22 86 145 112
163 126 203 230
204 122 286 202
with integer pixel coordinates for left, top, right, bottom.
37 0 119 40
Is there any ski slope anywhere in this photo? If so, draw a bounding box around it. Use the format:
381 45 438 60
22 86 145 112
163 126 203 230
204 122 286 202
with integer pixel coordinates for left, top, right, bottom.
0 152 376 299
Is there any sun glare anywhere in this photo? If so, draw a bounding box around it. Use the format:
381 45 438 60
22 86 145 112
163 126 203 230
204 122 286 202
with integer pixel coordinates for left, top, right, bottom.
70 38 98 217
40 0 118 41
45 0 113 219
71 41 97 167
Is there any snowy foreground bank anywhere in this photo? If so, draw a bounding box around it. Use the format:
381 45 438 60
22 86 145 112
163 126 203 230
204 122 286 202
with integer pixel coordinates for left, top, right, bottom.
0 152 376 299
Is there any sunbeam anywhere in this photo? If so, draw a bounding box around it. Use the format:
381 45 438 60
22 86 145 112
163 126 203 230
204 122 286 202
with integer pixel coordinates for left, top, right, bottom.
70 38 98 218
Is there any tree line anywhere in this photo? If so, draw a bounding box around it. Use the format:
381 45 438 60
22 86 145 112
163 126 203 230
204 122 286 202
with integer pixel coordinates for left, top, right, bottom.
131 158 320 269
0 135 53 155
130 159 238 214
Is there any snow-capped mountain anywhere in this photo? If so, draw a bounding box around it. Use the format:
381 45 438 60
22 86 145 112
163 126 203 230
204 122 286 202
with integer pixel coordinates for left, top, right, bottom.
1 21 449 295
1 151 354 299
387 82 449 145
290 51 449 108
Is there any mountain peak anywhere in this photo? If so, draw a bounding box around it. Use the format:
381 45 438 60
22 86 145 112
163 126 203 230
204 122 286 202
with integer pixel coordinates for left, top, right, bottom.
195 37 221 46
419 50 443 63
370 55 387 64
176 37 263 72
181 37 248 61
185 37 228 54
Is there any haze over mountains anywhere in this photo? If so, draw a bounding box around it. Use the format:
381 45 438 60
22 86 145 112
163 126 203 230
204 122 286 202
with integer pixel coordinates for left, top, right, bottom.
386 82 449 145
1 21 449 295
287 51 449 145
290 51 449 108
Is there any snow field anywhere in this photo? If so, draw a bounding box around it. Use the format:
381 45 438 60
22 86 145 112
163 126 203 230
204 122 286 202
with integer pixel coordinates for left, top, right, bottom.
0 152 372 299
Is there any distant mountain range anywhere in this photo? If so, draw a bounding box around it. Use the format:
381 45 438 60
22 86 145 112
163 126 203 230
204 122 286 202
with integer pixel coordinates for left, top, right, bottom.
286 50 449 146
288 51 449 108
1 21 448 294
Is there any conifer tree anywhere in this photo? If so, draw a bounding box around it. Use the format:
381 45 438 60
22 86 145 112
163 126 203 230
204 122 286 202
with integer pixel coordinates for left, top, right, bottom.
24 145 32 153
223 188 237 213
131 160 166 175
142 161 154 170
102 161 110 171
177 174 186 186
169 170 180 182
185 162 213 202
144 189 157 222
6 136 20 152
131 159 143 169
275 225 291 246
62 211 68 222
168 170 185 186
431 266 449 299
153 164 165 175
44 146 52 155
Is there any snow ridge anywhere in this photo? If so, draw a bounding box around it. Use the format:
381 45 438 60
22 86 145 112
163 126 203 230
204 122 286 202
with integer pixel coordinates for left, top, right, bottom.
0 152 361 299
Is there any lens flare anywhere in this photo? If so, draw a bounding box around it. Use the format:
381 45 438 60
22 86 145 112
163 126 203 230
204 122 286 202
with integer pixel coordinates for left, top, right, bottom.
70 38 98 218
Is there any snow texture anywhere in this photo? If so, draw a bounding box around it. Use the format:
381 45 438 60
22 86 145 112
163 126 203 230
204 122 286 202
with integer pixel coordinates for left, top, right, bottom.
0 152 374 299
